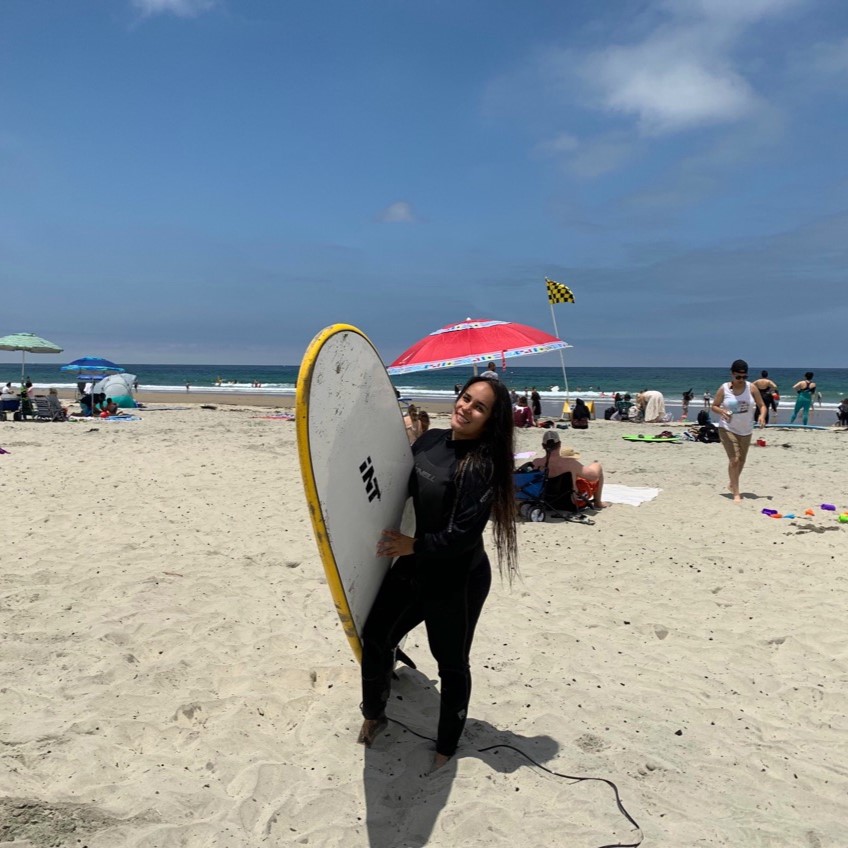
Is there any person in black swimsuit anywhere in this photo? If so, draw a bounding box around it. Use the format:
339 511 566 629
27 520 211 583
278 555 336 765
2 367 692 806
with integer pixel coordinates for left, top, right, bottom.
358 376 518 771
752 371 778 425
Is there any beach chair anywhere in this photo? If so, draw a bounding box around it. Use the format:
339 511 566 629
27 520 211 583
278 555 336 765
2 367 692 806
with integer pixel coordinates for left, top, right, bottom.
514 464 593 524
33 395 64 422
614 399 634 421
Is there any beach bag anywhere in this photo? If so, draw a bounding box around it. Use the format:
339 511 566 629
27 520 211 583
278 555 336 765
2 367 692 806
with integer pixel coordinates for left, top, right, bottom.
697 423 720 443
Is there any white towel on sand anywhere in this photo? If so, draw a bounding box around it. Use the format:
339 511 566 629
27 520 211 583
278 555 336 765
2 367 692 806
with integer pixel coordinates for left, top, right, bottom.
603 484 661 506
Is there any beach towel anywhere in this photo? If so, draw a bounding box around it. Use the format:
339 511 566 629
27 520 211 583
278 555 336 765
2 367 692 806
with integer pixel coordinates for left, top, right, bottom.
99 415 142 422
603 484 661 506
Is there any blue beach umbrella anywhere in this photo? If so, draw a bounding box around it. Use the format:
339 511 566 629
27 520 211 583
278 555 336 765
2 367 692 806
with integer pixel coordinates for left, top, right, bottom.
61 356 125 380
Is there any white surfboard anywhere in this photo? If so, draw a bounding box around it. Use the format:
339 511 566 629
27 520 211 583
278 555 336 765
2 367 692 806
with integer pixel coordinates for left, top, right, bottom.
296 324 414 663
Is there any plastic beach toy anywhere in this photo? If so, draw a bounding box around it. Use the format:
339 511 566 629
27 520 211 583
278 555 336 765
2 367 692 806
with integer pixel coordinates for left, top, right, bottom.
804 509 815 516
771 513 783 519
784 514 795 519
839 514 848 524
762 509 778 516
821 504 836 511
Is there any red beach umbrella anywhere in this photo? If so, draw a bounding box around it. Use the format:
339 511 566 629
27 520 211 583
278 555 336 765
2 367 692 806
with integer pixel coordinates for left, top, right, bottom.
386 317 571 375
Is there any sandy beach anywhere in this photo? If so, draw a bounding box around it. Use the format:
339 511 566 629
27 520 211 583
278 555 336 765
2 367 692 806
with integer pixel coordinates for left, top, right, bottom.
1 402 846 847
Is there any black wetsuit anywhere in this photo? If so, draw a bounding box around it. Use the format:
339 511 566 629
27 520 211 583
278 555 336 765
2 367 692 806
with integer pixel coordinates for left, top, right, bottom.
531 391 542 418
361 428 494 757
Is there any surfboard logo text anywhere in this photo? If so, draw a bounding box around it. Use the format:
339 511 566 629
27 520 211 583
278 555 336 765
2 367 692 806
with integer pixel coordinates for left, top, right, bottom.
359 456 382 502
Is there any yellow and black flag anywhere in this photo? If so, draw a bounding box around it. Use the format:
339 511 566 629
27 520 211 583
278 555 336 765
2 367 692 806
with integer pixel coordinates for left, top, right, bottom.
545 277 574 305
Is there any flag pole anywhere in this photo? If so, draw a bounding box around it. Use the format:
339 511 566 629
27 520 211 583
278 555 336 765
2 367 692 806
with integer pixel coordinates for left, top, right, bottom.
548 300 570 399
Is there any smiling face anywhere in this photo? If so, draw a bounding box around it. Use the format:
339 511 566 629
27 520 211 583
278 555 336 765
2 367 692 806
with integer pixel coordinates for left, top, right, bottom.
451 380 496 440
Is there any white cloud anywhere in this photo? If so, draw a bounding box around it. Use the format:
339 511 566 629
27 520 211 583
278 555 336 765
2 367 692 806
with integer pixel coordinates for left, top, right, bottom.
587 41 756 133
563 0 808 135
131 0 217 18
376 201 419 224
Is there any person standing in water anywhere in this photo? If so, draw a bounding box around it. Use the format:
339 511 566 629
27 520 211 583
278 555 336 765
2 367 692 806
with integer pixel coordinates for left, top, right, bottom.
358 376 518 771
711 359 767 503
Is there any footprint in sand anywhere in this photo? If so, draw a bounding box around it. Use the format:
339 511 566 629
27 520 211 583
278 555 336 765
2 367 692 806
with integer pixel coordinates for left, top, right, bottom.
575 733 608 753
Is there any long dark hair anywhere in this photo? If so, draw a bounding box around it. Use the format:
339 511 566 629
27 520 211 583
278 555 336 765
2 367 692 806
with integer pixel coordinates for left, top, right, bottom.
456 376 518 582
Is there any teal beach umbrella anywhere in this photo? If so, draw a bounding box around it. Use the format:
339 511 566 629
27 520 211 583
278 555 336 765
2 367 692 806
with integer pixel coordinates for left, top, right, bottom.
0 332 64 380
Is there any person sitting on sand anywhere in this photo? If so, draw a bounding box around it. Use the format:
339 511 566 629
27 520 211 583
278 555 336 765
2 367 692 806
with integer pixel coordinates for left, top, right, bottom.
531 430 609 509
837 398 848 428
47 388 68 421
99 397 122 417
418 410 430 434
614 393 633 421
513 396 534 428
0 382 18 414
570 398 591 429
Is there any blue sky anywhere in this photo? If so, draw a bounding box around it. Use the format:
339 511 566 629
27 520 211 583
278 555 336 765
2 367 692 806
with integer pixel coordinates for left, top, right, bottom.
1 0 846 367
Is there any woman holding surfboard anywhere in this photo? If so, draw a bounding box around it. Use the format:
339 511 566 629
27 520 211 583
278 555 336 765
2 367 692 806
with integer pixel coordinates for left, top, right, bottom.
358 376 518 770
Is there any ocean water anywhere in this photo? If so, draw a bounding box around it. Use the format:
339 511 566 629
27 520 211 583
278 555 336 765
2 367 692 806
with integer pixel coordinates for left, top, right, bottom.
5 362 847 408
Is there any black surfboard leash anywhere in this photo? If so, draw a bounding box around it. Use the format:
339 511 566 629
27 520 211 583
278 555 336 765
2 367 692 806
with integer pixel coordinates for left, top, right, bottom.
387 716 644 848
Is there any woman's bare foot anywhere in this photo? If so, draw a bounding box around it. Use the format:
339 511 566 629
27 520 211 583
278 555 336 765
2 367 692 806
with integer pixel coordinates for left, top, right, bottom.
429 752 451 773
593 501 611 509
357 717 387 747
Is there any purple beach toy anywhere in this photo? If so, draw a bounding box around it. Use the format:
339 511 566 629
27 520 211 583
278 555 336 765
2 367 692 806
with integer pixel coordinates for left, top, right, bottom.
821 504 836 511
762 508 778 515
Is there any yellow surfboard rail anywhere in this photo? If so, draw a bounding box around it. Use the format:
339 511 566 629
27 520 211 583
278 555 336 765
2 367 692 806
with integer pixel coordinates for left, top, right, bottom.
295 323 370 663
